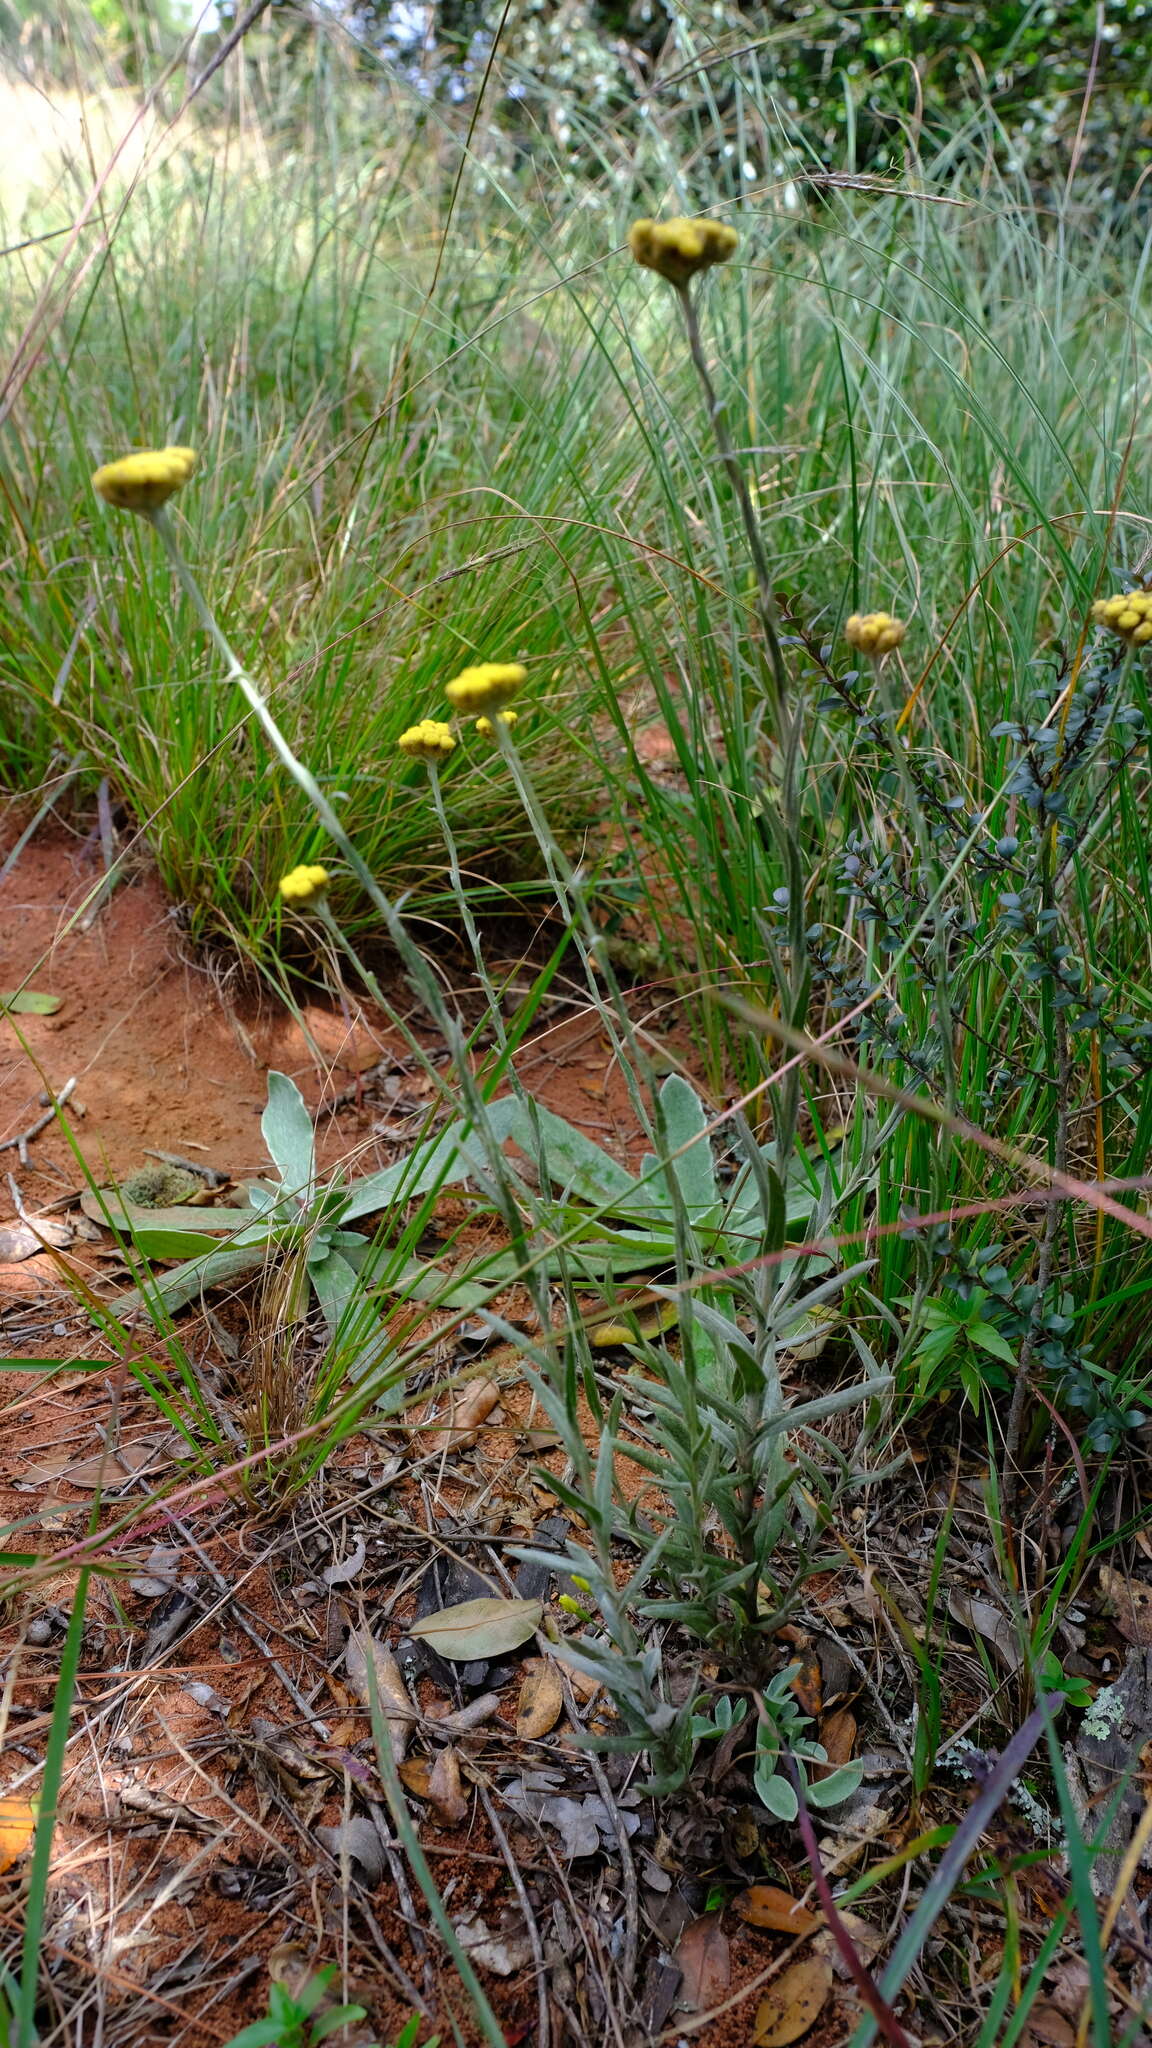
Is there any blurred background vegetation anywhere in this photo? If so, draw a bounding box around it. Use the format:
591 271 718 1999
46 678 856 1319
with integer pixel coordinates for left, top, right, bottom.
8 0 1152 187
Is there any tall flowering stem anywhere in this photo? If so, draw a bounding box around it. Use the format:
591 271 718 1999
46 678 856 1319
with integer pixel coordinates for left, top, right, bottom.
672 280 788 710
145 506 538 1286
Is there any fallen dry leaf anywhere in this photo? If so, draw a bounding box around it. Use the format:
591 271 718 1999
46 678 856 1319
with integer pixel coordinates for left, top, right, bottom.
731 1885 820 1937
453 1910 533 1976
315 1816 387 1885
398 1759 433 1798
344 1631 416 1762
0 1798 36 1874
788 1653 823 1720
409 1595 542 1662
1021 2006 1077 2048
675 1913 731 2013
812 1911 884 1977
427 1744 468 1826
516 1657 564 1740
424 1377 501 1458
947 1587 1022 1671
817 1707 857 1771
753 1957 834 2045
1098 1565 1152 1646
22 1436 172 1490
0 1217 72 1262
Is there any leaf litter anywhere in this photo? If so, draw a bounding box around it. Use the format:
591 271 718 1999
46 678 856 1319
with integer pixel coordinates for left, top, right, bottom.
2 838 1150 2048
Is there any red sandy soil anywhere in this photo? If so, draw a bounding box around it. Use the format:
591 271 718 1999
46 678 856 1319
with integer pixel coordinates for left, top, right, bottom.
0 827 863 2048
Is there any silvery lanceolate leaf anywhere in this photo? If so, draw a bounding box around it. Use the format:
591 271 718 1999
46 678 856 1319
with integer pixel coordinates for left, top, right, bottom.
653 1072 719 1217
755 1767 798 1823
806 1760 865 1809
261 1072 316 1200
496 1098 638 1210
340 1098 522 1222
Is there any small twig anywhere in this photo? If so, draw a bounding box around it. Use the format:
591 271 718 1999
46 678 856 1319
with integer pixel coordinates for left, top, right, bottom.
167 1516 331 1739
1003 987 1071 1502
0 1078 77 1156
478 1781 550 2048
578 1705 640 1999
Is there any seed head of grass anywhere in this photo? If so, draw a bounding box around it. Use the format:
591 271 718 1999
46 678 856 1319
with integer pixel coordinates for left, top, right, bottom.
444 663 526 715
91 446 198 512
1091 590 1152 644
278 863 330 908
627 216 739 286
845 610 908 657
397 718 457 761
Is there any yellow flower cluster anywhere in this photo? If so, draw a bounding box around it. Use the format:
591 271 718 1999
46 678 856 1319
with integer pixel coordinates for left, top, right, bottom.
845 611 907 658
475 710 518 738
444 663 526 715
398 719 457 762
92 446 198 512
279 864 329 908
1091 590 1152 645
627 216 739 287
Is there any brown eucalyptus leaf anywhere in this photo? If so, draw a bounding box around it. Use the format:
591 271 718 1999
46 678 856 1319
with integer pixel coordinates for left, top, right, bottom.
731 1885 820 1936
947 1587 1022 1671
409 1596 542 1662
315 1816 386 1885
516 1657 564 1740
674 1913 730 2013
818 1708 857 1769
1021 2008 1077 2048
0 1218 72 1262
23 1436 172 1490
425 1377 501 1458
427 1744 468 1826
753 1957 834 2045
788 1654 823 1720
344 1630 416 1761
398 1759 433 1798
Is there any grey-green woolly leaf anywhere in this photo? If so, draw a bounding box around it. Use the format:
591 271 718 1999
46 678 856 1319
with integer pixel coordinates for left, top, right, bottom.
496 1098 638 1209
261 1071 316 1199
340 1097 521 1222
309 1249 404 1411
656 1072 719 1215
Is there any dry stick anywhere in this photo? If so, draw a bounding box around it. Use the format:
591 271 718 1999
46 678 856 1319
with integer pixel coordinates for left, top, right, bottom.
477 1782 550 2048
582 1742 640 2002
1002 996 1071 1503
0 1077 77 1156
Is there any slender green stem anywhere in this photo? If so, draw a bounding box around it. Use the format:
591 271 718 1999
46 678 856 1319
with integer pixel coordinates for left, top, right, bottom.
427 760 508 1053
674 280 788 707
16 1570 91 2048
148 507 541 1290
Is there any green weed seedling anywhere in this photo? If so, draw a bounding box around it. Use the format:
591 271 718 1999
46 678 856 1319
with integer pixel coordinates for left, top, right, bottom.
220 1968 368 2048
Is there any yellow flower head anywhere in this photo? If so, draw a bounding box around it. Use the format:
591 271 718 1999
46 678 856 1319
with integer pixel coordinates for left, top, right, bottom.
845 611 907 659
279 864 330 909
1091 589 1152 646
627 216 739 288
92 446 198 513
398 718 457 763
475 710 519 739
444 662 526 715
